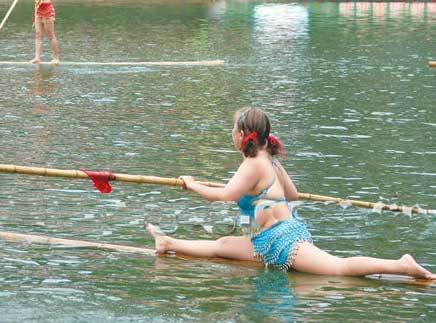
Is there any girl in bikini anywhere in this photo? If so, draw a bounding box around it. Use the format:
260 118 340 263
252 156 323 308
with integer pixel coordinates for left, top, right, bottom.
30 0 60 64
147 107 435 280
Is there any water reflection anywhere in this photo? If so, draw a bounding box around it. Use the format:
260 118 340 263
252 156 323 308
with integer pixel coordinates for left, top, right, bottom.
25 65 58 163
339 2 436 19
241 270 296 321
254 4 308 43
30 64 57 99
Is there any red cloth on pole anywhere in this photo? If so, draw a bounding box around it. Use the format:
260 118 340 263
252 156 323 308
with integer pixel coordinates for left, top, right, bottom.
82 170 116 194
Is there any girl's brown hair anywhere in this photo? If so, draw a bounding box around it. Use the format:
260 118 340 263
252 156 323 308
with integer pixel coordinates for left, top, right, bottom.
235 107 285 158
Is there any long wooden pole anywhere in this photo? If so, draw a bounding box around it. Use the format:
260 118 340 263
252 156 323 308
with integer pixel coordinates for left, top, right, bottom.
429 61 436 68
0 163 434 215
0 163 223 187
0 0 19 31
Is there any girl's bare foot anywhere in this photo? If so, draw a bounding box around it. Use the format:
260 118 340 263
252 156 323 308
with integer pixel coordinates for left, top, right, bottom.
50 58 60 65
30 58 41 64
399 254 436 280
146 223 171 255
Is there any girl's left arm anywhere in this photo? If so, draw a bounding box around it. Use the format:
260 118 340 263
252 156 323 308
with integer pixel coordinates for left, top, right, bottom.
181 161 259 202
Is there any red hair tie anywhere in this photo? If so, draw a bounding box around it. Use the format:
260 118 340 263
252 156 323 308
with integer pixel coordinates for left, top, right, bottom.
268 134 279 146
241 131 258 150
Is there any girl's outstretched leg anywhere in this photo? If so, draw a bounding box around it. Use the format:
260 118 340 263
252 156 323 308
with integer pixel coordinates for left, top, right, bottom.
292 242 436 279
146 223 257 261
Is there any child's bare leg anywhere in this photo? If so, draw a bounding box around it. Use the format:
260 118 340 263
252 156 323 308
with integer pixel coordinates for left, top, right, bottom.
44 19 59 64
30 19 43 64
146 223 256 261
292 242 436 280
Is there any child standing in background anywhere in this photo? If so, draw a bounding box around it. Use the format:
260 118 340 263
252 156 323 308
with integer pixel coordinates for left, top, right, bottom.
30 0 60 64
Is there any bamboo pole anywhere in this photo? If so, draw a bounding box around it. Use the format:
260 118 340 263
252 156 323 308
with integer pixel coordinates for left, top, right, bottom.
0 164 223 188
297 193 436 215
0 60 225 66
0 0 19 31
0 163 435 215
0 230 261 267
0 230 155 255
0 230 434 286
429 61 436 68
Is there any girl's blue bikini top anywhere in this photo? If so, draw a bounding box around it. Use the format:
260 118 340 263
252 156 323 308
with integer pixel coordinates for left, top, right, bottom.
237 180 286 217
237 163 289 236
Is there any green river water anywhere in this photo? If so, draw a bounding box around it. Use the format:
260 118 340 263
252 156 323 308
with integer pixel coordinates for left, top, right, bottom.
0 1 435 321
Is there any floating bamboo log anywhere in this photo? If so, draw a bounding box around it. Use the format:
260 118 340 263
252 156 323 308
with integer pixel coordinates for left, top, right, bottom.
0 60 225 66
0 230 155 255
0 230 259 267
0 230 434 286
429 61 436 68
0 163 435 215
0 0 19 31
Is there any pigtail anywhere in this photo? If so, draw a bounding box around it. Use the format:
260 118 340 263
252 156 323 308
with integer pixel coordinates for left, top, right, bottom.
241 131 259 158
267 134 286 159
